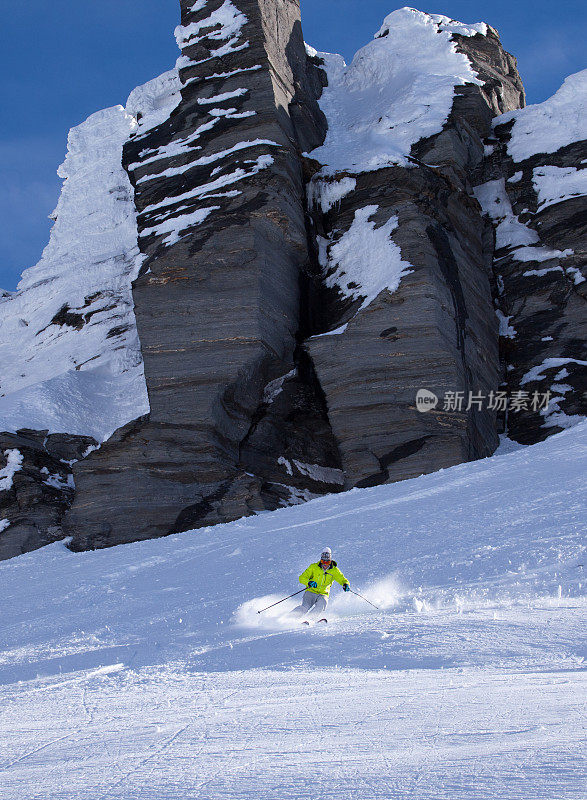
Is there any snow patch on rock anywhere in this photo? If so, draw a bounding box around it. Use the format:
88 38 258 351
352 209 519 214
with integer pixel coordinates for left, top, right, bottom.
496 310 516 339
40 467 75 491
473 179 574 263
474 179 538 249
321 206 413 310
0 449 24 492
307 177 357 213
522 266 564 278
290 460 344 486
566 266 585 285
135 139 279 184
138 153 275 246
263 370 296 404
511 246 573 264
541 397 585 431
277 457 344 486
141 206 220 248
520 357 587 386
532 165 587 211
175 0 249 65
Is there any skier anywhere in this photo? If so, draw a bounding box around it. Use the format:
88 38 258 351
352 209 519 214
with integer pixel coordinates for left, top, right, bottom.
292 547 350 619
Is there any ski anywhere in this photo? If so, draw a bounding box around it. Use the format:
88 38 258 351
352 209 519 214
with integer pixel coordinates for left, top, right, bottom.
317 618 328 624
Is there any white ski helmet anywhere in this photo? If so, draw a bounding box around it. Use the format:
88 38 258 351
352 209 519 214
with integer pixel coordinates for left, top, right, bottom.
320 547 332 561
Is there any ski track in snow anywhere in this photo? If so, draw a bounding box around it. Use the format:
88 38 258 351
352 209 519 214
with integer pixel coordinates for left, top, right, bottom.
1 665 584 800
0 425 585 798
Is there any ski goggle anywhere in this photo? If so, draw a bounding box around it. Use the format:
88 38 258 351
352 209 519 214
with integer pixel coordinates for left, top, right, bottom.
320 558 332 565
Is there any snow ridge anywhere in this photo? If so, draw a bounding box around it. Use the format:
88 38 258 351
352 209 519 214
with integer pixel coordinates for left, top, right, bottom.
0 100 151 441
498 69 587 162
308 7 486 174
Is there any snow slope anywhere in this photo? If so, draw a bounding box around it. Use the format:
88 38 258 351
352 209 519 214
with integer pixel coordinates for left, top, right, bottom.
0 422 585 798
498 69 587 162
0 105 145 441
309 8 485 174
0 69 183 442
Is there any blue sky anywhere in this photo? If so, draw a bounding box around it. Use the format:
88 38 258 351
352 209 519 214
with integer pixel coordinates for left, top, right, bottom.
1 0 585 290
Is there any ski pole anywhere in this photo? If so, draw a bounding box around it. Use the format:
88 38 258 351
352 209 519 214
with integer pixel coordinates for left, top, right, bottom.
349 589 380 610
257 588 306 614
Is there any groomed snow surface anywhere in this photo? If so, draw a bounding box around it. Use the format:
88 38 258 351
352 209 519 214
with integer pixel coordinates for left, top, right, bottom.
0 422 585 799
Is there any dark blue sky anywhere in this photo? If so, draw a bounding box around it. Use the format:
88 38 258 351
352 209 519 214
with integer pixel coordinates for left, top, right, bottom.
1 0 585 290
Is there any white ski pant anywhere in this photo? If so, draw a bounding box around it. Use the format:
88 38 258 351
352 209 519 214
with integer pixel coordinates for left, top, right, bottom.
293 590 328 616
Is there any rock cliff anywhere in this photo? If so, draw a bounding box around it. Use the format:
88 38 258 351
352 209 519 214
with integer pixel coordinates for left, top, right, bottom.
303 12 525 487
473 71 586 442
0 2 584 557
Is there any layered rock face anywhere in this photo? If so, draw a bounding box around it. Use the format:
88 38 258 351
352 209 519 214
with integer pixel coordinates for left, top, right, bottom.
1 3 584 557
303 14 525 487
64 0 342 549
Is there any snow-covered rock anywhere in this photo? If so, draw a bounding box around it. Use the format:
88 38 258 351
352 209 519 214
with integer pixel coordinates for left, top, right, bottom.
499 69 587 162
1 1 583 555
309 8 486 174
473 69 586 443
0 101 149 442
0 429 94 560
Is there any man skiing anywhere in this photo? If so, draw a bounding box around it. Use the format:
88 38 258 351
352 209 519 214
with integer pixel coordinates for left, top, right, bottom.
292 547 350 619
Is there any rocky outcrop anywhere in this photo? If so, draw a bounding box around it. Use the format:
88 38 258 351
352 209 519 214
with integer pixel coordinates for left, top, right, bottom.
473 71 586 442
64 0 340 549
305 166 501 487
0 431 95 560
302 12 525 487
1 3 584 557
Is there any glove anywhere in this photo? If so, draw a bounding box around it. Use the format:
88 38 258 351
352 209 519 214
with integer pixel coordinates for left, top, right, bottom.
343 583 350 592
308 581 318 589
